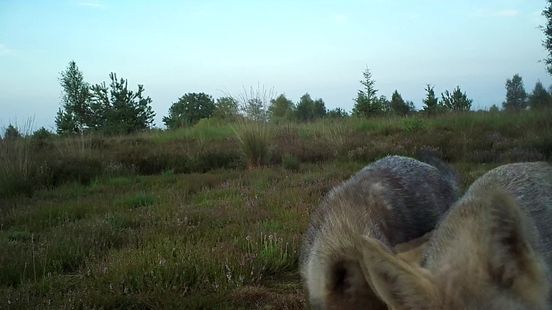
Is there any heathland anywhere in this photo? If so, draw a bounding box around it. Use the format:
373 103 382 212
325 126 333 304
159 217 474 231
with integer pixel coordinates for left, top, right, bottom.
1 110 551 308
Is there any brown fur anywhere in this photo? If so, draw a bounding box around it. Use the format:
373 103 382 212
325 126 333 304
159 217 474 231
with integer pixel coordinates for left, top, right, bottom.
394 232 431 265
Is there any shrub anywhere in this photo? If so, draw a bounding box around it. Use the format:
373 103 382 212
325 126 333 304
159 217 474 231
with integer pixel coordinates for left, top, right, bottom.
118 192 156 209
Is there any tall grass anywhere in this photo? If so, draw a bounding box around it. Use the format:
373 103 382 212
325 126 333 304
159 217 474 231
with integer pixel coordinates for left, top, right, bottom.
233 121 271 169
2 109 551 198
0 137 36 198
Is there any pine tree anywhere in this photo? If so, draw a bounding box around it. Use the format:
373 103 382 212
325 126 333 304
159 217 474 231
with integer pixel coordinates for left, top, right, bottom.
389 90 414 116
352 68 384 117
55 61 91 135
528 81 551 110
422 85 441 115
441 86 472 112
90 73 155 134
502 74 527 112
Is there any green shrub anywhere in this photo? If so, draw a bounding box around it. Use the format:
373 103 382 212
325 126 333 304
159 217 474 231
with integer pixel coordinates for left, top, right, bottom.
281 154 300 171
118 192 156 209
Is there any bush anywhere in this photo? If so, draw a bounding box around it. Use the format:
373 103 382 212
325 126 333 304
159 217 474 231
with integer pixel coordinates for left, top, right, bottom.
47 156 104 186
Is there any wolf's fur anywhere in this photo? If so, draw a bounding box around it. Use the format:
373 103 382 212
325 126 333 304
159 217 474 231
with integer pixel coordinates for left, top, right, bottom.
363 162 552 310
300 155 459 309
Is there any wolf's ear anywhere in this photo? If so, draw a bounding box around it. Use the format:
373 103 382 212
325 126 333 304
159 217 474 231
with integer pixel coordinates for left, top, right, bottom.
484 190 549 300
359 237 437 309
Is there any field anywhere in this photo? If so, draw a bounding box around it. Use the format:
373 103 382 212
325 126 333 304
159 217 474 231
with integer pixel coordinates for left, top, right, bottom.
1 111 552 309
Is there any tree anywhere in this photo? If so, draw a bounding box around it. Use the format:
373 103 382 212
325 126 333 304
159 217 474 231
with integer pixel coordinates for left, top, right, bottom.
440 86 472 112
313 98 327 118
163 93 215 129
55 61 91 135
32 127 53 140
3 124 21 140
268 94 295 122
502 74 527 112
327 107 349 118
213 96 239 120
90 73 155 134
543 1 552 75
243 98 267 122
421 84 442 115
489 104 500 113
295 93 326 121
528 81 551 110
389 90 415 116
378 95 391 114
352 68 384 117
296 93 315 121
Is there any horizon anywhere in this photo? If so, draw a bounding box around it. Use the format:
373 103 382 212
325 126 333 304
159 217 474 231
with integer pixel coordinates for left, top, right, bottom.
1 0 551 131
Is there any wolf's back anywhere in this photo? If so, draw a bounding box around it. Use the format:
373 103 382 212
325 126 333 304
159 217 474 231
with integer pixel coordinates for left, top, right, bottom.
466 162 552 268
300 155 460 308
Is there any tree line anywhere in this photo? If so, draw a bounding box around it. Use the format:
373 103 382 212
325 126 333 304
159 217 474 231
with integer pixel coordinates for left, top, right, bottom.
47 60 552 136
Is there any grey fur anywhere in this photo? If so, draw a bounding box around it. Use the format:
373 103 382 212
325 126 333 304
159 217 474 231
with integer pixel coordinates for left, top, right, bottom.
423 161 552 284
300 155 459 308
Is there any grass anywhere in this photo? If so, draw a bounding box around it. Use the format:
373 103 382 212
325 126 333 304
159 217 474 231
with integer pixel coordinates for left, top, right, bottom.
0 164 352 308
233 121 272 169
0 110 551 308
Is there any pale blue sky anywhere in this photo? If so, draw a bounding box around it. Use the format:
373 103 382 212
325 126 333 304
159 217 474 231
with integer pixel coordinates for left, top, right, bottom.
0 0 550 130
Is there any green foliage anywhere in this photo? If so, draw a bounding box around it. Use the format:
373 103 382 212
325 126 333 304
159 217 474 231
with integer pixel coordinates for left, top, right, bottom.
389 90 415 116
243 98 267 122
281 154 300 171
352 68 385 117
31 127 53 140
422 84 443 115
118 192 156 209
528 81 551 110
543 1 552 75
489 104 500 113
89 73 155 134
503 74 527 112
295 93 326 121
234 122 271 169
239 86 274 122
213 96 240 120
313 99 327 118
55 61 91 135
268 94 295 122
3 111 552 308
326 107 349 118
440 86 472 112
3 124 21 140
163 93 215 129
402 117 425 133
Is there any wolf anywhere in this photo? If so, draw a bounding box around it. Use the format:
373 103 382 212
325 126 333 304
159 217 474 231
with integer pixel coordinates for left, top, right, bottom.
299 155 460 309
361 162 552 310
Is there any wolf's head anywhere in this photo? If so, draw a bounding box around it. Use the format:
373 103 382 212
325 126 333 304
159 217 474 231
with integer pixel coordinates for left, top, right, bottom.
360 189 550 310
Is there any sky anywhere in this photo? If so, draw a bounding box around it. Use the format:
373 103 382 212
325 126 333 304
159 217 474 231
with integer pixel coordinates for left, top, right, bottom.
0 0 551 130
